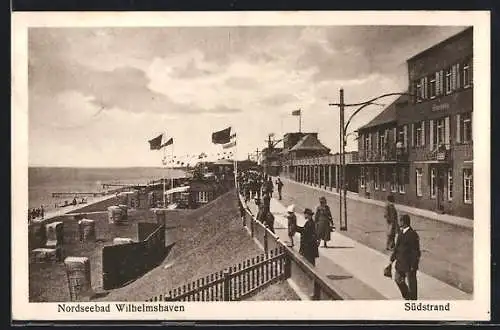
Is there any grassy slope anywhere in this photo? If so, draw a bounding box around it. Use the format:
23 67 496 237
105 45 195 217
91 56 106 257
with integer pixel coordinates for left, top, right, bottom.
99 190 264 301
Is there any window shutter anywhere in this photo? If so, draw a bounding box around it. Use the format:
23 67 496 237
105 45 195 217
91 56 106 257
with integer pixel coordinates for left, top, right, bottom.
429 119 434 150
421 121 425 146
451 65 457 90
469 59 473 85
403 125 408 147
456 114 461 143
393 127 397 143
435 71 440 96
441 70 445 94
423 77 428 99
456 64 461 89
445 116 450 148
410 123 414 147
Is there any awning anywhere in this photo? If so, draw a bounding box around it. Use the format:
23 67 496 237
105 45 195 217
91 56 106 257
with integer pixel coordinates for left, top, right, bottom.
164 186 190 195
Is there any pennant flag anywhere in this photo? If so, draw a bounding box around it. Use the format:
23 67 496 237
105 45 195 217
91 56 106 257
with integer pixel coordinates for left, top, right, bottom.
160 137 174 148
212 127 232 144
148 134 163 150
223 140 236 149
292 109 301 116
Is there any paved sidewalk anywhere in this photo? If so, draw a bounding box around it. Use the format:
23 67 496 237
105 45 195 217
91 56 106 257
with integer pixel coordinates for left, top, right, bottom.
251 197 471 300
279 177 473 229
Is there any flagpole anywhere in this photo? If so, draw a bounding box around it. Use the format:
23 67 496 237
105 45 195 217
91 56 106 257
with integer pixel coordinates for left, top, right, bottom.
171 143 174 196
163 133 166 208
234 134 238 189
299 108 302 133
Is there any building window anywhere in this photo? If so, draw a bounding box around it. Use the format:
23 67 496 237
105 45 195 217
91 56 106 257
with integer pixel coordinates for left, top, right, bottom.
462 61 471 88
374 167 380 190
429 74 436 98
381 168 386 191
399 167 407 194
360 167 365 188
365 168 371 192
415 80 422 102
433 118 446 147
464 169 473 204
198 191 208 203
364 134 370 154
445 67 452 94
460 113 472 143
391 168 397 193
430 168 437 199
414 121 423 147
398 125 408 149
448 168 453 201
416 168 423 197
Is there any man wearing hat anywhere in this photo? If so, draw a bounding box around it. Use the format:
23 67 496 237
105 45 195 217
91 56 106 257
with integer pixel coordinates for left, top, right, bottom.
389 214 421 300
296 208 320 266
286 205 297 247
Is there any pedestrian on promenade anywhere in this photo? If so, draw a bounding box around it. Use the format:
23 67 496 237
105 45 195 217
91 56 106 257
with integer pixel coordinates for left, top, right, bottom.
264 209 275 234
276 178 284 200
286 204 297 247
40 205 45 219
244 179 251 203
255 197 264 223
315 196 334 248
296 208 319 266
385 194 399 251
266 177 274 198
389 214 421 300
262 191 271 215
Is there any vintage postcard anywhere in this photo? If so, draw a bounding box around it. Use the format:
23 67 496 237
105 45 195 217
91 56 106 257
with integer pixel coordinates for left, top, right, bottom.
12 11 490 321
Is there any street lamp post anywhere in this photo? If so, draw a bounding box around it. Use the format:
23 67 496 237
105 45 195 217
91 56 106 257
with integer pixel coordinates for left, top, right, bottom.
329 90 414 231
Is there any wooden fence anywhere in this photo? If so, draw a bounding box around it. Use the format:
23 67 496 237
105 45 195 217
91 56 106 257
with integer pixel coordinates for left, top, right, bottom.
146 246 289 302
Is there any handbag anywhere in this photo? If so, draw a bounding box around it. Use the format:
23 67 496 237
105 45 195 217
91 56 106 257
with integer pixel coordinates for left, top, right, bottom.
383 263 392 278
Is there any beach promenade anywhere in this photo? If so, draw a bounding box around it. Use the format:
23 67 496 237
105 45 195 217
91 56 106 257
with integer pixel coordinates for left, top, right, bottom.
246 195 471 300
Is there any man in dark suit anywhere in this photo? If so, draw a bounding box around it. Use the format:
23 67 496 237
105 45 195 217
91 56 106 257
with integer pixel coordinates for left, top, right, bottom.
390 214 421 300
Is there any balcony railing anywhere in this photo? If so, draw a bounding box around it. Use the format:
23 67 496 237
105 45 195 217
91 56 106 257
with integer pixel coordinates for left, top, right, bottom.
358 147 408 163
423 144 451 162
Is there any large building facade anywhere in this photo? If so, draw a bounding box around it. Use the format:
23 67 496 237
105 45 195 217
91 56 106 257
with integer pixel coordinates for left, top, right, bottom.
356 27 473 218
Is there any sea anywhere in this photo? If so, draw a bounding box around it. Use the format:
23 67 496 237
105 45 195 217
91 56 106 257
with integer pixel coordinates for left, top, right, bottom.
28 167 187 212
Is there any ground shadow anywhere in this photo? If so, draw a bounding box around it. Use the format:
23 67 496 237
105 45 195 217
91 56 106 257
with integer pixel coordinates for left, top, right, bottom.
107 243 176 290
327 274 353 281
322 246 354 249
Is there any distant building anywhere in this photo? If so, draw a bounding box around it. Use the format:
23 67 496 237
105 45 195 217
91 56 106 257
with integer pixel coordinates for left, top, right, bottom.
355 27 473 218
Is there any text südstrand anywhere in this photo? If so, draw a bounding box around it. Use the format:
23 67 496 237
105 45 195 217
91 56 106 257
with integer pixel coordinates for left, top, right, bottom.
404 302 451 311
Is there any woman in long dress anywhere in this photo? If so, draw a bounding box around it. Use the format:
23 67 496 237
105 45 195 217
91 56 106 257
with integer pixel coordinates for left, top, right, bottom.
315 196 334 248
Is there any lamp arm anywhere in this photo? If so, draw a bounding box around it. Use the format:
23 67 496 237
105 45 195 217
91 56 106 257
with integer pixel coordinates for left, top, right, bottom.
342 92 414 134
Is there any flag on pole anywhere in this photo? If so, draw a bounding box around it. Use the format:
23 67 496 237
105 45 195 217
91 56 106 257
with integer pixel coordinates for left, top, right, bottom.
212 127 232 144
222 133 237 149
148 134 163 150
292 109 301 116
160 137 174 148
223 141 236 149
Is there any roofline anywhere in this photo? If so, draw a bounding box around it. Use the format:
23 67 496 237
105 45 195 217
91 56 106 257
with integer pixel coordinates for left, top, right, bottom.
406 27 472 63
358 119 397 131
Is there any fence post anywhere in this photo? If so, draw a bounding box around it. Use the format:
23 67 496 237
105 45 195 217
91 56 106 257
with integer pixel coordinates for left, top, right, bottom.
284 251 291 279
250 216 254 237
263 227 268 254
223 269 231 301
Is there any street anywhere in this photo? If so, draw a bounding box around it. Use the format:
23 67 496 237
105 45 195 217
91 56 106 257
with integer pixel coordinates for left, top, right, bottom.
273 178 473 294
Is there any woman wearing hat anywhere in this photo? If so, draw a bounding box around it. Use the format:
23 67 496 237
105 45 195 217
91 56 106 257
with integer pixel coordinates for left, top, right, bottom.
286 205 297 247
315 196 334 248
296 208 320 266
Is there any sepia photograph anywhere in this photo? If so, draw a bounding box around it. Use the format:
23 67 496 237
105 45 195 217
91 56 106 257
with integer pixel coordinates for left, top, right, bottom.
12 11 490 321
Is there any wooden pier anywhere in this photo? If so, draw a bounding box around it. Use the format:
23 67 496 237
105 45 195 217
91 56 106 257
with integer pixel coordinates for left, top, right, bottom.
51 192 108 198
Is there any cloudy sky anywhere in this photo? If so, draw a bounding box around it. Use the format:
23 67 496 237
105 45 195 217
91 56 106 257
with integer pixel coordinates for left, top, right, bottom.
28 25 466 167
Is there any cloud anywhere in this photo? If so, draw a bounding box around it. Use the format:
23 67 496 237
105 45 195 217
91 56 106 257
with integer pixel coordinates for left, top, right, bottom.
27 25 468 166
